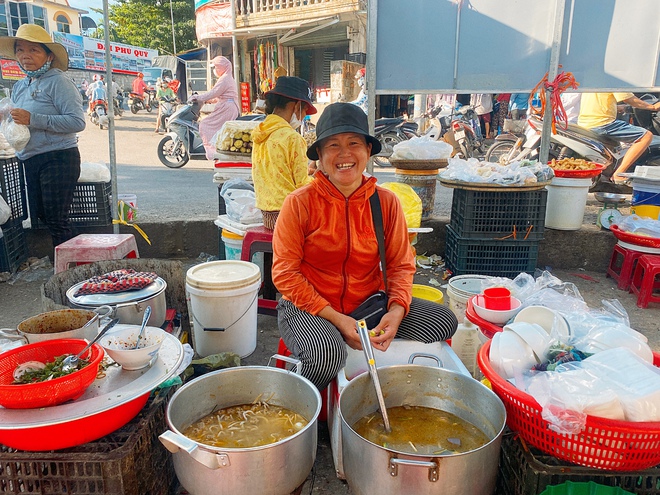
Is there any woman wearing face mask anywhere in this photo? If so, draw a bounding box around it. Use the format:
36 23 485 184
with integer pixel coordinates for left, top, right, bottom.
190 55 239 160
0 24 85 248
251 76 316 230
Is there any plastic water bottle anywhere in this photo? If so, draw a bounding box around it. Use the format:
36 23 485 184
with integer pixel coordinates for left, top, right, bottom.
450 318 481 379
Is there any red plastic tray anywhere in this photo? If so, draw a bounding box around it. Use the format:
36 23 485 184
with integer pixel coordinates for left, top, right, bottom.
611 224 660 249
465 296 503 338
548 161 606 178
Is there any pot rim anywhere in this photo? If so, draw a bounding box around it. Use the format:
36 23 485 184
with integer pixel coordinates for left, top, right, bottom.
165 365 322 453
66 277 167 306
339 364 507 458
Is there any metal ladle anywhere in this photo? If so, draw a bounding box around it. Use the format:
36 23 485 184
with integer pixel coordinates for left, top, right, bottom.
356 319 391 433
133 306 152 350
61 318 120 372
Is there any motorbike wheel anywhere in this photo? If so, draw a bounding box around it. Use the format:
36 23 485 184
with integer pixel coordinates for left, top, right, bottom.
146 103 153 113
485 140 516 163
157 135 189 168
373 132 403 167
130 104 139 114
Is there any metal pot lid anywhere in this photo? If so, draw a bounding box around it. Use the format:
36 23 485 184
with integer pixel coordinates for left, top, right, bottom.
0 332 184 428
66 277 167 306
186 260 261 290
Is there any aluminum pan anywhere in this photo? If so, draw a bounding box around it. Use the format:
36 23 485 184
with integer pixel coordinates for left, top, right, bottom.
0 333 183 428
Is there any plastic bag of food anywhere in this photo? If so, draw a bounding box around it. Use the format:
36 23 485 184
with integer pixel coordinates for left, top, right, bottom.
380 182 422 228
0 98 29 152
391 136 453 160
220 178 262 225
78 162 111 183
215 120 260 154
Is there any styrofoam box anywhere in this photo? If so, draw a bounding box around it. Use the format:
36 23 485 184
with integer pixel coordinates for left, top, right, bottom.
327 340 471 479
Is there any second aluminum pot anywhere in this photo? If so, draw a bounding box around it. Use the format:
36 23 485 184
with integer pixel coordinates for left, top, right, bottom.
339 364 506 495
65 277 167 327
159 363 321 495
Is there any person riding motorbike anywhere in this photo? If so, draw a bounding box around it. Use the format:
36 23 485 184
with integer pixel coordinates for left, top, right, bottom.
351 68 367 114
578 92 660 184
155 79 176 133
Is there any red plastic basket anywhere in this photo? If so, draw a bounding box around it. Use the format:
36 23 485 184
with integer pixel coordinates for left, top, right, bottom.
610 224 660 249
0 339 104 409
478 340 660 471
549 161 606 178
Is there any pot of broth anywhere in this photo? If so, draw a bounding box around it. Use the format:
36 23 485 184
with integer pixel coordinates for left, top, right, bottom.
339 364 506 495
159 364 321 495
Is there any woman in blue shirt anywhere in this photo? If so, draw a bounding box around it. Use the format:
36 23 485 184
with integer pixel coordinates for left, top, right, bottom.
0 24 85 246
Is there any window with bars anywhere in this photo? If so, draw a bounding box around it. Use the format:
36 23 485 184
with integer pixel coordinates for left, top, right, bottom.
8 2 28 34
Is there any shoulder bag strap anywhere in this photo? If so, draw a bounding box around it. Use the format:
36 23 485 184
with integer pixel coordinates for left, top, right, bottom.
369 191 388 290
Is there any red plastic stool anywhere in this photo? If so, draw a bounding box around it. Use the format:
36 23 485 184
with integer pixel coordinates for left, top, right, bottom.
606 243 644 291
275 338 328 422
630 254 660 308
241 226 277 316
54 234 139 274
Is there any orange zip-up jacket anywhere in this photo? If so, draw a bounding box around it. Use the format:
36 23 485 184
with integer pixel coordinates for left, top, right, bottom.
272 172 415 317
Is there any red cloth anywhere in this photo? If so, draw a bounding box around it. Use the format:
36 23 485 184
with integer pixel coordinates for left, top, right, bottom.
74 269 158 296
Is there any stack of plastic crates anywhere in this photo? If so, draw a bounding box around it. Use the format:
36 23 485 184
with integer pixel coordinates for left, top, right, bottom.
497 432 660 495
0 393 177 495
445 188 547 278
32 181 112 229
0 158 28 273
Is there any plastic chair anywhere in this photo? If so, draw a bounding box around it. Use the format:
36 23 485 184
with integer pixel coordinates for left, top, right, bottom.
54 234 139 274
629 254 660 308
606 243 644 291
240 226 277 316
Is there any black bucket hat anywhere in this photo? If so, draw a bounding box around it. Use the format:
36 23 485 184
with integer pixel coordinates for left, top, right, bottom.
307 103 381 160
265 76 317 114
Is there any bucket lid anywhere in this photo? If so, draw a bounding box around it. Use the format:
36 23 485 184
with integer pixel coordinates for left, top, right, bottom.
66 277 167 306
221 229 244 240
447 274 489 297
186 260 261 290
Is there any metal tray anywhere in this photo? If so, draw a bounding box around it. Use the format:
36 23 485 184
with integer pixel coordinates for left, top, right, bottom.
0 332 183 428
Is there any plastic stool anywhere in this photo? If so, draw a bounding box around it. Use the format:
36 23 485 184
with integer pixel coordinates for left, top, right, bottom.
240 226 277 316
54 234 139 274
275 338 328 422
630 254 660 308
606 243 644 291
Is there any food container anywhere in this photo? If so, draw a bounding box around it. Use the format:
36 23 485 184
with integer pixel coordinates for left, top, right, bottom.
339 364 506 495
66 277 167 327
159 365 321 495
0 307 111 345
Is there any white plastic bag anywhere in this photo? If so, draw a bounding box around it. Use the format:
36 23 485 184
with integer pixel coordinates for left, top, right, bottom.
220 178 262 225
0 195 10 225
390 136 453 160
215 120 259 153
78 162 111 183
0 98 29 152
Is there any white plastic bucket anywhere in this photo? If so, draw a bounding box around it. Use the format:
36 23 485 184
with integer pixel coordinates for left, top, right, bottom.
221 228 244 260
186 260 261 358
544 177 592 230
446 274 489 320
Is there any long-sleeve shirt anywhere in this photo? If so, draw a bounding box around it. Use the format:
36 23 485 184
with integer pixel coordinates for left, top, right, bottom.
10 68 85 160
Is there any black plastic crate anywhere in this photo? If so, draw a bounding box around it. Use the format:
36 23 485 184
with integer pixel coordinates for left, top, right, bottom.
0 393 177 495
445 225 539 278
33 181 112 228
497 432 660 495
450 188 547 240
0 219 28 274
0 158 27 222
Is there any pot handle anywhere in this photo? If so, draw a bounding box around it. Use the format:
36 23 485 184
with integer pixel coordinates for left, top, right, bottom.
389 457 440 482
408 352 443 368
267 354 302 375
93 305 114 318
0 328 28 344
159 430 231 470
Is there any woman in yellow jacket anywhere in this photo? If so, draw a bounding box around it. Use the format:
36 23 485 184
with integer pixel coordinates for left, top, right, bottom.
251 76 316 230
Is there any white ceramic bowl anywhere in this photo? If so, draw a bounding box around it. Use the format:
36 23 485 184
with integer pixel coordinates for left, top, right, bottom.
472 296 522 325
513 305 571 342
504 322 551 361
99 324 166 370
489 330 538 380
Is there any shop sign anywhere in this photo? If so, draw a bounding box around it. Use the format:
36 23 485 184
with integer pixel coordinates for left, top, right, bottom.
52 32 158 75
0 59 25 80
240 82 251 114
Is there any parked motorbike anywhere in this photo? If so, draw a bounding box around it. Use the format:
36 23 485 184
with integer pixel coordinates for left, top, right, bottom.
373 117 419 167
89 98 109 129
128 89 156 114
484 114 660 192
443 104 485 159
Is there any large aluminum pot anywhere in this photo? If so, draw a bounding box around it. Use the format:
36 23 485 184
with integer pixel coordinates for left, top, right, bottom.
65 277 167 327
340 365 506 495
159 364 321 495
0 307 111 344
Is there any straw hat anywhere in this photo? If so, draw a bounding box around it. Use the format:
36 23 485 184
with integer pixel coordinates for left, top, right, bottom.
0 24 69 71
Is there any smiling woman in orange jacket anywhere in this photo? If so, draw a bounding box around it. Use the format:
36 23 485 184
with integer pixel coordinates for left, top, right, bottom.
272 103 458 390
